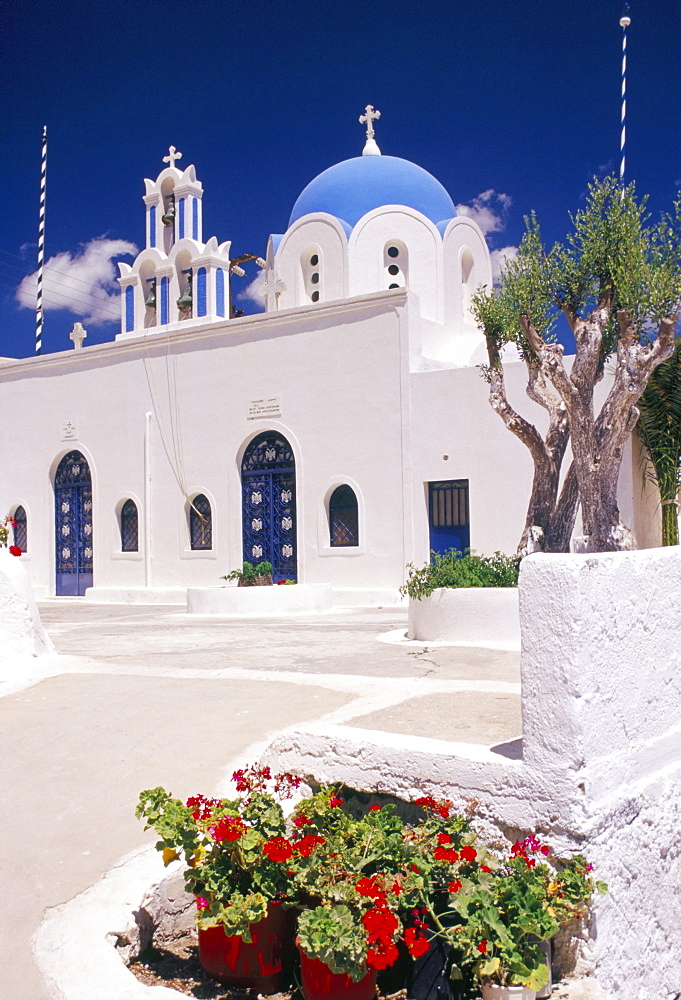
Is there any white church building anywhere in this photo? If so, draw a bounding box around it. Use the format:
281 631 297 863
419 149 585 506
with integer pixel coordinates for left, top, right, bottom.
0 113 656 603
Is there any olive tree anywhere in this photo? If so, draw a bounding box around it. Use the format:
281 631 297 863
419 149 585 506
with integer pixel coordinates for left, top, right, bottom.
474 177 681 553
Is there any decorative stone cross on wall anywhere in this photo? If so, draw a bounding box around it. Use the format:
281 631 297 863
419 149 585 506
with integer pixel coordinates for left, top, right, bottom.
163 145 182 168
69 322 87 350
261 269 286 311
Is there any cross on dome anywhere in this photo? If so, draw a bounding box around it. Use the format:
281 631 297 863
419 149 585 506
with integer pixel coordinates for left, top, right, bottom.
359 105 381 156
163 145 182 169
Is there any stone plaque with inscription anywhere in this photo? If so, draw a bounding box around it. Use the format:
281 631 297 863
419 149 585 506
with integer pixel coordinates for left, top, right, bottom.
248 395 282 420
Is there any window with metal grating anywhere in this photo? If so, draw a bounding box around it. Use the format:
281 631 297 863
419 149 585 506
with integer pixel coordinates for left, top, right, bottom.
13 505 27 552
120 499 139 552
329 485 359 547
190 494 212 550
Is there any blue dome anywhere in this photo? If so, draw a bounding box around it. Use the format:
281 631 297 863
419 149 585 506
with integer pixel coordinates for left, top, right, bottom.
288 155 456 230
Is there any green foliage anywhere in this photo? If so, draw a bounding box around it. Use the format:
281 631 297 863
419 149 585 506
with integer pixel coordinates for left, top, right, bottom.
637 338 681 545
297 905 369 981
400 550 520 600
220 560 273 584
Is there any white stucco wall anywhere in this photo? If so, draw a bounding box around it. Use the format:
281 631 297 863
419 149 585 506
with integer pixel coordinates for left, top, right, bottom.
263 546 681 999
0 548 54 661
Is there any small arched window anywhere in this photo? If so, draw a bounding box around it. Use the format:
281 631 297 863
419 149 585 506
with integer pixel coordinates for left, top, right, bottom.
301 249 322 303
329 485 359 547
13 505 27 553
384 242 408 289
190 494 212 550
120 500 139 552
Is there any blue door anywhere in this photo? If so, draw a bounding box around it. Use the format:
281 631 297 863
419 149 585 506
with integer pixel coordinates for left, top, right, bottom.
55 451 93 596
428 480 470 557
241 433 297 582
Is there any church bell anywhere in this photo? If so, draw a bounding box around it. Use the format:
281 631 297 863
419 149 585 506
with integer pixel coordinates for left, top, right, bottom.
144 279 157 310
177 272 193 313
161 194 176 227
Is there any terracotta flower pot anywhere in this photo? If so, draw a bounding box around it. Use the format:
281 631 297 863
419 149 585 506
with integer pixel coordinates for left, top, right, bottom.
298 945 377 1000
481 984 536 1000
198 902 294 991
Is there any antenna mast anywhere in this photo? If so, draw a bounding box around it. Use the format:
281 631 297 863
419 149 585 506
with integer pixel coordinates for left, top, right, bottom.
619 4 631 186
35 126 47 355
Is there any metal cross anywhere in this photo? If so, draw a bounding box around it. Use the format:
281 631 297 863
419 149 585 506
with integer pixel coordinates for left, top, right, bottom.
261 268 286 311
163 145 182 168
359 105 381 140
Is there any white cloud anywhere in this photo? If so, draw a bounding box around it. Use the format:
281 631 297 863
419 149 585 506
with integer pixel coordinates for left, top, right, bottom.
490 245 519 284
236 270 266 310
16 237 137 326
455 189 512 236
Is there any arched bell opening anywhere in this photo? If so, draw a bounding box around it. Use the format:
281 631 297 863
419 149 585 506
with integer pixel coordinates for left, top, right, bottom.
175 250 193 321
160 177 176 254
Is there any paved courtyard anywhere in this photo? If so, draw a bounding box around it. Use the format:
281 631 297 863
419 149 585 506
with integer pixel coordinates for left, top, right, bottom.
0 600 520 1000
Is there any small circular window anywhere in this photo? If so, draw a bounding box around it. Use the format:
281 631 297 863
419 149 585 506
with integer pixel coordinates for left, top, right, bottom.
387 246 399 258
388 264 400 276
311 290 320 302
389 283 400 289
311 272 319 284
310 254 319 266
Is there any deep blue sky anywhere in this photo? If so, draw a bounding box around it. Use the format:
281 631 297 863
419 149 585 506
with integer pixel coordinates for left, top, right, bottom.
1 0 680 358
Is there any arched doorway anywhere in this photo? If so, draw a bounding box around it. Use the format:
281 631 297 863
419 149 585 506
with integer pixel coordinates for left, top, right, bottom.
54 450 93 596
241 432 297 582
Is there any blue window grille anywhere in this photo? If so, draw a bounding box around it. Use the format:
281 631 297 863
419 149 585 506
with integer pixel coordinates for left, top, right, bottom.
149 205 156 248
54 451 93 596
13 505 27 552
241 433 296 582
120 499 139 552
160 276 169 324
125 285 134 332
192 197 198 240
428 480 470 557
329 485 359 547
216 268 225 317
190 494 212 550
197 267 207 316
179 197 185 239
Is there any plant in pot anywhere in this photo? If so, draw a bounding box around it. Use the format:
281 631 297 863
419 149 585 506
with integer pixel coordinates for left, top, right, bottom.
432 834 607 1000
221 560 273 586
136 764 304 991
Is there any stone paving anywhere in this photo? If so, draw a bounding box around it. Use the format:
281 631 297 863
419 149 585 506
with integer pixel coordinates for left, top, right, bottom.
0 600 520 1000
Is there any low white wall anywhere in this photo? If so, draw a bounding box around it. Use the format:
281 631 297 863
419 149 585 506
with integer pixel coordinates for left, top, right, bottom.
0 549 54 662
407 587 519 648
186 583 332 615
264 547 681 1000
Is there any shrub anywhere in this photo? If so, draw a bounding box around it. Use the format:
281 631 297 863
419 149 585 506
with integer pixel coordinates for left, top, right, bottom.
400 550 520 600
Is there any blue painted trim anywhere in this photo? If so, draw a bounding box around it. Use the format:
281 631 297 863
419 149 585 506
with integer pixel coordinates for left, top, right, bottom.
160 276 169 324
149 205 156 248
192 197 198 240
216 268 225 317
197 267 207 316
179 197 185 239
125 286 134 331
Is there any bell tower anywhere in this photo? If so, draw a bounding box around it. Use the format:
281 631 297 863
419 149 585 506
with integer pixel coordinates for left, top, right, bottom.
142 146 204 252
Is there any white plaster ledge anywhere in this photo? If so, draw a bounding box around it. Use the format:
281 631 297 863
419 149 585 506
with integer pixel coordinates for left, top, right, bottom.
186 583 332 615
408 587 520 649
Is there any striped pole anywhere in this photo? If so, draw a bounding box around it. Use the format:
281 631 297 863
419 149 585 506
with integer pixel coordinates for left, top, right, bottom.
36 125 47 355
619 6 631 186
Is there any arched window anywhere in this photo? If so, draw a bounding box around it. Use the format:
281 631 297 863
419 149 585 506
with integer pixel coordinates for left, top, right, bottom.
301 249 322 303
384 242 408 289
13 505 27 553
190 494 212 550
120 500 138 552
329 485 359 547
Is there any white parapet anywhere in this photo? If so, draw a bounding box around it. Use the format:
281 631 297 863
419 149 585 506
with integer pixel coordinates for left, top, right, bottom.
0 548 54 662
186 583 333 615
407 586 520 649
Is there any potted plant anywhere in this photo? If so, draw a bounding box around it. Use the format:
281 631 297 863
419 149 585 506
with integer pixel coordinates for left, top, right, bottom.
221 560 273 586
136 764 304 991
427 834 607 1000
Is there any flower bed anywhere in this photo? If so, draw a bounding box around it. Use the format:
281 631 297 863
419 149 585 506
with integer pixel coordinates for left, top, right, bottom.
136 766 605 997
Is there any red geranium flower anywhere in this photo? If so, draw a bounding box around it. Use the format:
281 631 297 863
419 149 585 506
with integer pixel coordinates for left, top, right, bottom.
329 796 343 807
211 815 247 842
404 927 430 958
362 907 399 937
433 846 459 863
262 837 294 862
195 896 210 910
293 814 312 827
447 879 462 893
477 939 488 954
408 864 421 873
369 804 382 812
9 545 21 557
460 846 477 863
366 938 400 970
294 834 326 857
437 832 452 845
356 876 384 900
